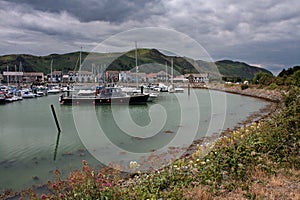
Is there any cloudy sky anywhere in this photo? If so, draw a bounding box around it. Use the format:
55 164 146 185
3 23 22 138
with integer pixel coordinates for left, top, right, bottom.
0 0 299 74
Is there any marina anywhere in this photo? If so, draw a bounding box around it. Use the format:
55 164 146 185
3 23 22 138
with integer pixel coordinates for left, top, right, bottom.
0 89 271 191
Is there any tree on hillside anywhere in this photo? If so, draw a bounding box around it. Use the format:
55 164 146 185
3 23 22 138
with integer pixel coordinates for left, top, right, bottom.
278 66 300 77
253 72 274 85
292 70 300 87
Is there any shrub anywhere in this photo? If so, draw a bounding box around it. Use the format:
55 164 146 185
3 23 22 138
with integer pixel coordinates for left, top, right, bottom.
267 83 278 90
241 84 249 90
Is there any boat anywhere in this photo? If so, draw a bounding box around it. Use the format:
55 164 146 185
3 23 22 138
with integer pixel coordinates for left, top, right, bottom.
47 86 61 94
158 83 169 92
145 92 159 102
0 91 6 104
59 86 149 105
4 92 19 102
22 89 37 98
168 58 184 93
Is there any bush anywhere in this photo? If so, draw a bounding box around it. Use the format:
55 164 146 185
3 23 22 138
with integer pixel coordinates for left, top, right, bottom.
241 84 249 90
267 83 278 90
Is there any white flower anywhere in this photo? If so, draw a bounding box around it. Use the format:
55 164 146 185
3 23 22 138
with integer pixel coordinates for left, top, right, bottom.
129 161 140 169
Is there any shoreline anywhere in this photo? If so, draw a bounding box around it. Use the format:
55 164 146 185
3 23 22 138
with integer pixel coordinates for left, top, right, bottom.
180 83 282 161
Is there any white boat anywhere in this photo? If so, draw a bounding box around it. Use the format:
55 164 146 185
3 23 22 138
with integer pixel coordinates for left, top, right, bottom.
168 58 184 93
158 83 168 92
77 89 95 96
47 87 61 94
145 92 159 102
22 90 36 98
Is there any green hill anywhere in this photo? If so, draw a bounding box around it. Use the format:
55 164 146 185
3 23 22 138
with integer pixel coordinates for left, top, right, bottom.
215 60 272 79
0 49 272 80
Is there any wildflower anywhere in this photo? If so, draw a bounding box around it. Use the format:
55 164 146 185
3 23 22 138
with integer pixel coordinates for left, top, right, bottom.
54 169 60 176
200 161 206 165
82 160 87 165
41 194 46 199
129 161 140 169
52 183 57 190
59 193 64 198
106 182 111 187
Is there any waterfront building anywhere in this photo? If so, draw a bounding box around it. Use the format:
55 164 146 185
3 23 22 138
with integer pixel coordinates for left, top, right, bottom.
184 73 209 83
23 72 45 84
47 71 62 83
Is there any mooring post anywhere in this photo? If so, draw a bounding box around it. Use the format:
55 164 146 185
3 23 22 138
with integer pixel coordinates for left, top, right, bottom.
188 84 190 96
51 104 61 133
53 131 61 161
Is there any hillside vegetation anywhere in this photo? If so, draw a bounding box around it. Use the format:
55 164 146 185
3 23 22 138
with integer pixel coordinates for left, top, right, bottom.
0 49 271 80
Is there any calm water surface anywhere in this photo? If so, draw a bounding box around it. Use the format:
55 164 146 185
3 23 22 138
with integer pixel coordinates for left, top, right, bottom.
0 89 270 191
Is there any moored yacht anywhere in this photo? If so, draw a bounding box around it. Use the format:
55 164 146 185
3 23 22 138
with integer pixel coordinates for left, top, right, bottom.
59 86 149 105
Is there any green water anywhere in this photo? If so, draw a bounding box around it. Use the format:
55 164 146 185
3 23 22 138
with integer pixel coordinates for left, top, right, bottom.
0 89 270 191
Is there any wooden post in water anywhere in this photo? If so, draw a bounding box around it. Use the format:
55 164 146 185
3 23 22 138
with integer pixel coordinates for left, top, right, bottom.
188 84 190 96
53 131 61 161
51 104 61 133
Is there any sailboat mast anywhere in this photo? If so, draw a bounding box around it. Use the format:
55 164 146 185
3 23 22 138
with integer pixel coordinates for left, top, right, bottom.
50 59 53 84
171 58 174 86
79 47 82 69
135 41 138 88
7 65 9 86
165 62 168 83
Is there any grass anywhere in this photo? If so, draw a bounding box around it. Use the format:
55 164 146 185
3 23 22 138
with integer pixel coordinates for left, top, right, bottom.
1 87 299 200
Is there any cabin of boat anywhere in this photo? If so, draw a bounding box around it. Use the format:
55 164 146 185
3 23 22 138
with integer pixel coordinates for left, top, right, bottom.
59 86 149 105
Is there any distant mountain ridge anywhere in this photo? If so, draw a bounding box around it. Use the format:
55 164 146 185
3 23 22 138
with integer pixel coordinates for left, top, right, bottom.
0 49 272 80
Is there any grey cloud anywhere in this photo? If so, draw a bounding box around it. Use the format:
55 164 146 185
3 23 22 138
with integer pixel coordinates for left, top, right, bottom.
3 0 164 23
0 0 299 74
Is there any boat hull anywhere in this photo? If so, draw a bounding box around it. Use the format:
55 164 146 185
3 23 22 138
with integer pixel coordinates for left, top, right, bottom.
59 94 149 105
0 98 5 104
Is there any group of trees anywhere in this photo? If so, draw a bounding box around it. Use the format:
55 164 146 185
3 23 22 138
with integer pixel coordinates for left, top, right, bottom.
253 66 300 87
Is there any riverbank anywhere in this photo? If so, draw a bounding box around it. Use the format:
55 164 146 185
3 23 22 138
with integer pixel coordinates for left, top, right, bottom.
1 86 298 199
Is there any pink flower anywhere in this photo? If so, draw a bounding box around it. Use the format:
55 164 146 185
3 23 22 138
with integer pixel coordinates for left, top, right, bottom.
82 160 87 165
52 183 57 190
106 182 111 187
41 194 46 199
59 193 64 198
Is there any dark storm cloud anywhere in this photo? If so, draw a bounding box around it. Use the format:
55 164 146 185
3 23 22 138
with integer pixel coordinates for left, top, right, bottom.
0 0 299 74
4 0 163 23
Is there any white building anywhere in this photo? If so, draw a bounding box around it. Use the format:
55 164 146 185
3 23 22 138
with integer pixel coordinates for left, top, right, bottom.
119 71 146 83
